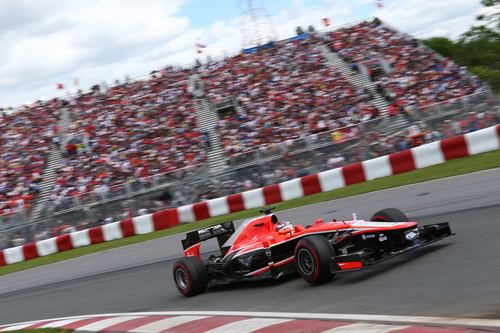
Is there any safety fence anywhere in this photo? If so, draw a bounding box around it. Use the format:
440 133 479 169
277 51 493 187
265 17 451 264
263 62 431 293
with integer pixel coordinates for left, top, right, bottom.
227 90 497 168
0 95 497 248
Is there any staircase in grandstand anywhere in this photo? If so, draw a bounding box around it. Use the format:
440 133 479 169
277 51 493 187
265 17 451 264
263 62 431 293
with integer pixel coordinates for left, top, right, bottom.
317 45 390 115
191 76 228 175
318 44 410 131
29 108 71 222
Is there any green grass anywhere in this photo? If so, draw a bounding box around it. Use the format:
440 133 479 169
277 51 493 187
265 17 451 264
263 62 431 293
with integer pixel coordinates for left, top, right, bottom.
1 150 500 276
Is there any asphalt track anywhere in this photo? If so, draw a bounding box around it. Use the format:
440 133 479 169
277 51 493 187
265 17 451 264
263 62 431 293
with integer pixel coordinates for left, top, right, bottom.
1 168 500 325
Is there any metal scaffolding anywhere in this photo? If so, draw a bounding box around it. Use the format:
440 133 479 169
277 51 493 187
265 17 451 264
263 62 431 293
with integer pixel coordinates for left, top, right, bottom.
237 0 278 49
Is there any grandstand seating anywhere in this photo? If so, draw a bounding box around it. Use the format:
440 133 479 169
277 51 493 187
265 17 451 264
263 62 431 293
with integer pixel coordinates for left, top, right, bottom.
325 20 484 113
0 101 59 216
201 37 381 157
1 17 496 240
45 18 491 204
48 68 208 204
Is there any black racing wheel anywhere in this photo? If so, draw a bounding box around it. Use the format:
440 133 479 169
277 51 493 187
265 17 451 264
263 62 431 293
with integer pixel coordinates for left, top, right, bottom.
295 235 334 285
370 208 409 222
172 257 208 297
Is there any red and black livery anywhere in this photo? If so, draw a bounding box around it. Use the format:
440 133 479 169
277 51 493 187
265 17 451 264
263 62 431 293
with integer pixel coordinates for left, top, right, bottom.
172 207 453 296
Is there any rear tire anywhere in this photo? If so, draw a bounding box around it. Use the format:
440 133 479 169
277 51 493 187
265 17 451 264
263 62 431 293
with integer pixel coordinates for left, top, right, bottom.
370 208 409 222
295 236 334 285
173 257 208 297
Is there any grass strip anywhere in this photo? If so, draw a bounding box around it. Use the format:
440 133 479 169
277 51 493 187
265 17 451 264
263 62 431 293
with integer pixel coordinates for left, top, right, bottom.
1 150 499 276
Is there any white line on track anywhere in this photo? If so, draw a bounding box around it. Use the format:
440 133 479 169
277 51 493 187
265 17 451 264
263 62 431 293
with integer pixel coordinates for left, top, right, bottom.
77 316 144 332
204 318 292 333
322 323 410 333
129 316 208 333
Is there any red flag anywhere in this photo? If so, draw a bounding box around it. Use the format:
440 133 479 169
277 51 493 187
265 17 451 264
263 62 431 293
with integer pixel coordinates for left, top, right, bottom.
322 17 331 27
195 39 207 54
56 83 64 90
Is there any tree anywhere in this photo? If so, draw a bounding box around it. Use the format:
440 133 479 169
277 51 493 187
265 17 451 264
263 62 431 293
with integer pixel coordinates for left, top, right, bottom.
460 24 500 42
421 1 500 92
421 37 457 58
296 26 304 35
461 0 500 42
469 66 500 91
477 0 500 30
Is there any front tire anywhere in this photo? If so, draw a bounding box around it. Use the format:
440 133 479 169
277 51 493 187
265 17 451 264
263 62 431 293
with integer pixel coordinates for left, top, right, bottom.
370 208 409 222
295 236 334 285
172 257 208 297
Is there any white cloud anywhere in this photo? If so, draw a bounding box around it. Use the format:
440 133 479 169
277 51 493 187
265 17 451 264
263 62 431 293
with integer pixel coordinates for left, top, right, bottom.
0 0 485 107
377 0 482 38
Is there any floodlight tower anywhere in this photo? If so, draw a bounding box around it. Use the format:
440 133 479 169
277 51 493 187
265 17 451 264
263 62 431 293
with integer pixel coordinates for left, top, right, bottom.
237 0 278 49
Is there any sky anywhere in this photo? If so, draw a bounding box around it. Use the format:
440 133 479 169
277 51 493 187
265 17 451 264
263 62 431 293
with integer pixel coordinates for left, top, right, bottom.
0 0 486 108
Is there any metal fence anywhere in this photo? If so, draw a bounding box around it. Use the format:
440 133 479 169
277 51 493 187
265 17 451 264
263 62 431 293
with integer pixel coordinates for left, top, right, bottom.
0 164 209 231
226 118 382 169
225 90 496 169
1 90 498 249
393 90 497 129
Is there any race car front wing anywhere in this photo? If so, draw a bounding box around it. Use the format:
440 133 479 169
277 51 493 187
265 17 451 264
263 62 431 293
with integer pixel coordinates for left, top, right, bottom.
331 222 453 273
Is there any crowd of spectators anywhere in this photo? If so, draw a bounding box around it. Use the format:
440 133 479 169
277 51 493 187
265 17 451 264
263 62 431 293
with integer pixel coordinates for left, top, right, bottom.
0 101 60 217
48 68 208 206
45 18 490 206
2 18 499 249
326 18 484 116
3 106 498 249
200 37 380 157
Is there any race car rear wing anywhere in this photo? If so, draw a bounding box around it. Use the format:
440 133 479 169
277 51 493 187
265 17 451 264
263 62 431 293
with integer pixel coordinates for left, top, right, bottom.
182 222 235 256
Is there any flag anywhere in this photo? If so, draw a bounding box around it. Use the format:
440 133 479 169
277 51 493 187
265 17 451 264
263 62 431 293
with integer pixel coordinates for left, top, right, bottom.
56 83 64 90
195 38 207 54
322 17 331 27
376 0 384 8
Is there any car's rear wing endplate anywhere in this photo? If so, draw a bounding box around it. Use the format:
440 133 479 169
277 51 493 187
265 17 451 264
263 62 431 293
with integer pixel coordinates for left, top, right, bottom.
181 222 235 254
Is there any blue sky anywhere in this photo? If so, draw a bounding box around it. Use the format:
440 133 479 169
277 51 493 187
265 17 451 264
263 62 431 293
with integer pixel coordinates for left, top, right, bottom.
179 0 376 32
179 0 241 28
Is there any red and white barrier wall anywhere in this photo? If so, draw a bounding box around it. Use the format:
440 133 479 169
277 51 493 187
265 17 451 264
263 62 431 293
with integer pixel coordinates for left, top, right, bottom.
1 125 498 267
0 210 180 266
174 125 499 222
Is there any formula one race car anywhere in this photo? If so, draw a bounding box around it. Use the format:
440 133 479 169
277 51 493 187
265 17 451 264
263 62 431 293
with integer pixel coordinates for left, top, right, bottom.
172 207 453 296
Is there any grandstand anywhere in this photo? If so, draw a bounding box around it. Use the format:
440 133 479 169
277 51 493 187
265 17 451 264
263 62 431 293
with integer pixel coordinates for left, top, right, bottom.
0 17 497 249
201 36 381 158
326 19 482 110
0 100 60 218
47 68 208 209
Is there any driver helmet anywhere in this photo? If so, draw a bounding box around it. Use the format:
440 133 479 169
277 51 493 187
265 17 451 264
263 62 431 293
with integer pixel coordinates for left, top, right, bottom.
277 220 293 232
